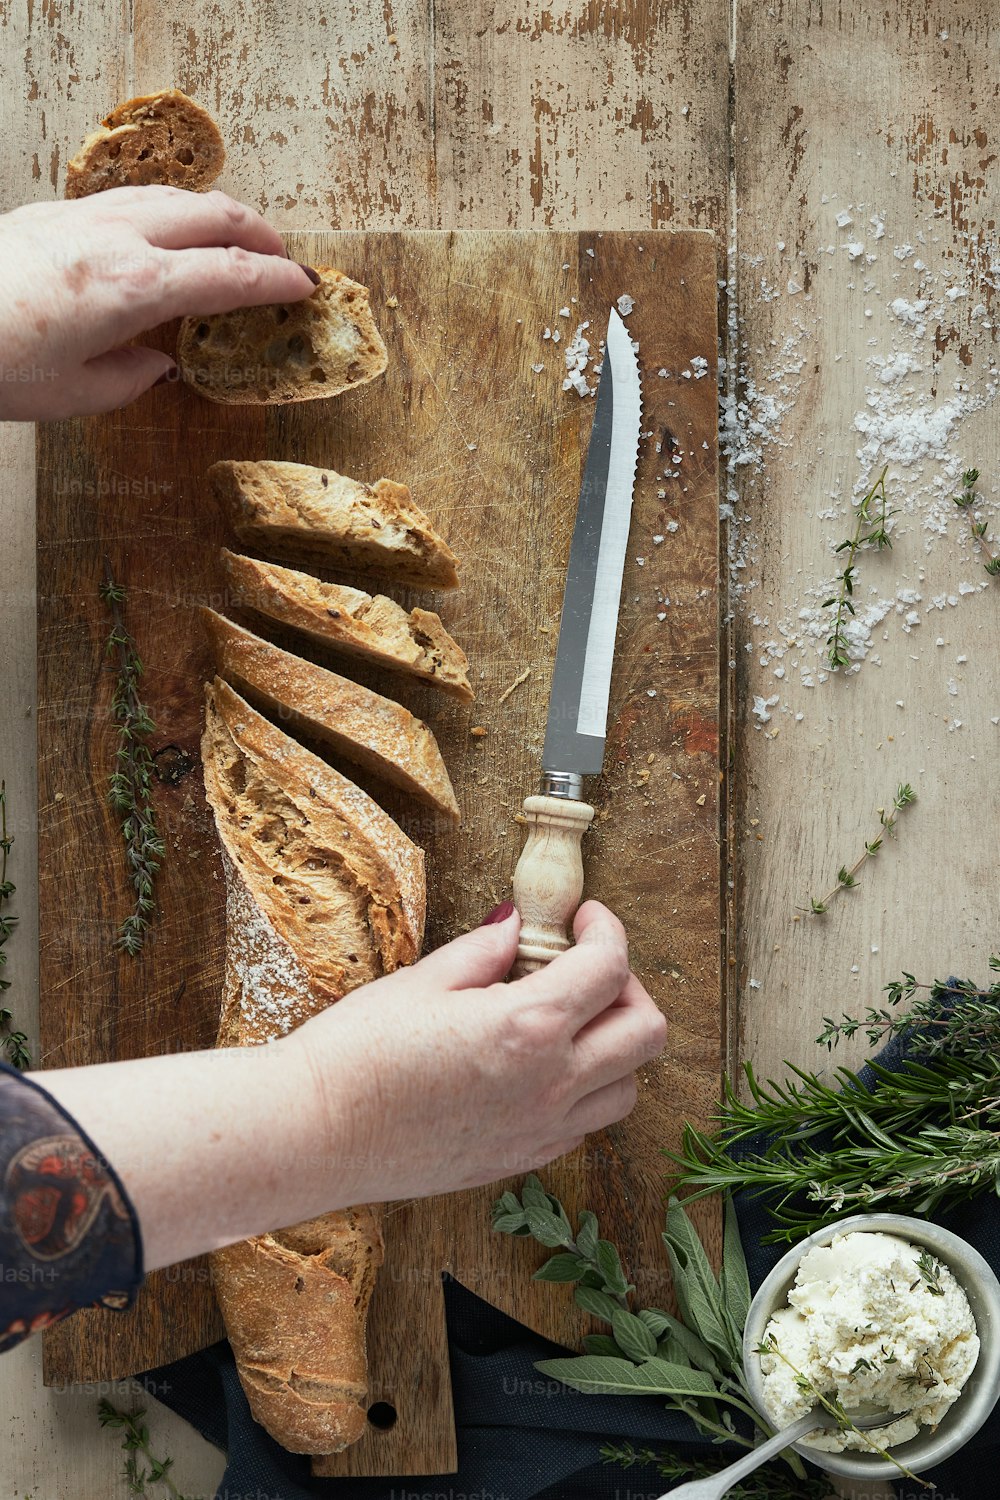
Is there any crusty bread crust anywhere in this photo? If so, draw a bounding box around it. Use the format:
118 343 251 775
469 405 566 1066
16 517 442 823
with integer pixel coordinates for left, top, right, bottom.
177 268 387 405
210 458 460 589
220 549 473 700
202 679 425 1454
64 88 224 198
202 608 461 823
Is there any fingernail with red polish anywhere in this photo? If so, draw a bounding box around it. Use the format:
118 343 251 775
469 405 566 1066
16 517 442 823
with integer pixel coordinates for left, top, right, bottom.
153 366 178 388
481 899 515 926
297 264 321 285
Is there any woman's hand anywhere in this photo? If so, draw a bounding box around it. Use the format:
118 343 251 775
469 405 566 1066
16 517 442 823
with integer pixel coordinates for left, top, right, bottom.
39 901 665 1271
286 900 667 1207
0 186 316 420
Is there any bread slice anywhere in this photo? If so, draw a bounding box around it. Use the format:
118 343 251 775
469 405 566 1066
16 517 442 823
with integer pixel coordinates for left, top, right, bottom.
220 549 473 701
203 609 461 823
203 676 425 1037
177 269 387 404
64 88 224 199
210 459 460 589
202 678 424 1454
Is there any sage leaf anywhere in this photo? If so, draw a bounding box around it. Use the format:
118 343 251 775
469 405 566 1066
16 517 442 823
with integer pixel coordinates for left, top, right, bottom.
521 1175 553 1211
581 1333 624 1357
576 1209 599 1261
719 1196 752 1340
596 1238 629 1295
533 1253 589 1284
492 1210 528 1234
574 1285 621 1323
637 1308 672 1338
663 1198 733 1364
525 1205 573 1247
654 1314 722 1378
495 1191 522 1216
611 1309 658 1362
535 1354 720 1400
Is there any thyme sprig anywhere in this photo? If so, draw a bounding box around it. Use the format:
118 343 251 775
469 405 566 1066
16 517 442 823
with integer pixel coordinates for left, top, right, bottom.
667 964 1000 1240
804 783 915 914
825 465 893 669
755 1336 926 1485
99 562 165 955
97 1400 193 1498
954 468 1000 576
0 781 30 1070
599 1442 831 1498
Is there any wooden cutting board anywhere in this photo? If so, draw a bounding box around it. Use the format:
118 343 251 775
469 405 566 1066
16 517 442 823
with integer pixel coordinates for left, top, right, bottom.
36 229 722 1476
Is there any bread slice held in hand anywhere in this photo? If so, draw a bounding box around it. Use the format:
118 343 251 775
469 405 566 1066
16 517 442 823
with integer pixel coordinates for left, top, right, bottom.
220 549 473 702
211 459 460 589
178 269 387 404
202 678 424 1454
202 608 461 823
65 88 224 198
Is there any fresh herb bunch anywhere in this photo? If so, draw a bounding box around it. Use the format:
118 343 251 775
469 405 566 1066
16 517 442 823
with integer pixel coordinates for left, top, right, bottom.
494 1179 819 1484
667 963 1000 1240
954 468 1000 576
804 783 915 914
825 465 893 670
99 563 166 955
0 781 30 1070
97 1400 193 1498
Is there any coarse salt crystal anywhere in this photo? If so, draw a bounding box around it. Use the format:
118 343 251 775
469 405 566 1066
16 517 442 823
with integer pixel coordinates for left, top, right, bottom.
616 293 634 316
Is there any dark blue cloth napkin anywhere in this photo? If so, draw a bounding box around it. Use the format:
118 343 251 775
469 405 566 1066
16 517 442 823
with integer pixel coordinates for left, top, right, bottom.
146 981 997 1498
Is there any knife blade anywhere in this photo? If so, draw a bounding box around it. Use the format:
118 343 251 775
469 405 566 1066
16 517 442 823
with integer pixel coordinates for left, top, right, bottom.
511 307 642 974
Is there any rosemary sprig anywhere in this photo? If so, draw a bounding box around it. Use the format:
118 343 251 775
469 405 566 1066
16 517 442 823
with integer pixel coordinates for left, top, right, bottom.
804 783 915 914
824 465 893 669
0 781 30 1070
915 1249 945 1297
599 1442 832 1498
954 467 1000 575
755 1336 927 1486
99 562 165 955
97 1400 193 1498
667 965 1000 1240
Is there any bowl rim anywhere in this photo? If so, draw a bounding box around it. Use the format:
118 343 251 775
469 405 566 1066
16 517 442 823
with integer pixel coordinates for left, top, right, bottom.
741 1212 1000 1479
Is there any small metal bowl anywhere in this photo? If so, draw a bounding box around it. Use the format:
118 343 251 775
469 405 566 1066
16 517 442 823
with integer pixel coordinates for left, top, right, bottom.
742 1212 1000 1479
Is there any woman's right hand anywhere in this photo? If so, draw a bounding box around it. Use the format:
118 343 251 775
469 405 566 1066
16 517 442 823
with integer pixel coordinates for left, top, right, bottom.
286 900 667 1205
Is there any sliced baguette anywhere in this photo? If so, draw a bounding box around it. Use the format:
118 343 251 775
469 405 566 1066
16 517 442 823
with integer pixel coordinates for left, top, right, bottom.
178 268 387 405
203 676 425 1036
65 88 225 199
203 678 424 1454
202 609 461 823
220 549 473 702
210 459 460 589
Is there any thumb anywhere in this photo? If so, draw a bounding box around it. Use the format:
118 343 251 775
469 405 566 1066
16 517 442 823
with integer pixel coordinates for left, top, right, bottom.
408 904 521 993
74 345 177 415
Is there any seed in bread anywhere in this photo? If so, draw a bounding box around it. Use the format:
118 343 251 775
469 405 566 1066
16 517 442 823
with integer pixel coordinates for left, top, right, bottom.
220 549 473 701
177 269 387 405
64 88 225 199
202 609 461 823
210 459 460 590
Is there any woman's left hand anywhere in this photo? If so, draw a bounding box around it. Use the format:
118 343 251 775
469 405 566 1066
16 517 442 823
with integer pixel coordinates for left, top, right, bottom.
0 185 317 420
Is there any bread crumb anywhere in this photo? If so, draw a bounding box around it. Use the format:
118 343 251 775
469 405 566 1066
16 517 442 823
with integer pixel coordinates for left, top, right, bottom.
497 667 531 704
386 295 399 309
470 726 488 738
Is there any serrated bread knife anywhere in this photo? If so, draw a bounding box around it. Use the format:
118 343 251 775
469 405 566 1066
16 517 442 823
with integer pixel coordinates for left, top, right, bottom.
511 307 642 976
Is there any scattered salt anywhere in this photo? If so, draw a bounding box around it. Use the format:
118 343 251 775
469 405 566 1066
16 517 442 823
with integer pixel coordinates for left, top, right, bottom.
616 293 634 316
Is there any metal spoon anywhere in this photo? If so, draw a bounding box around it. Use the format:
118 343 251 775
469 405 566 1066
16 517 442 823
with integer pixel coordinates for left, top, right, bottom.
656 1406 902 1500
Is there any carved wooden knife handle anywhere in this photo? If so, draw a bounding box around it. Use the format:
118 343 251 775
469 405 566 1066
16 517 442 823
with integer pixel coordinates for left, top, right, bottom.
511 794 595 976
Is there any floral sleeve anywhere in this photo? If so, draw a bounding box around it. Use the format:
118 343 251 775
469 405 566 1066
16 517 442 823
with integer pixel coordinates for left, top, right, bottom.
0 1060 143 1351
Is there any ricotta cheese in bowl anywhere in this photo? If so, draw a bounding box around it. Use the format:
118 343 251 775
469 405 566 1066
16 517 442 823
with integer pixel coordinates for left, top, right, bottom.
758 1229 978 1452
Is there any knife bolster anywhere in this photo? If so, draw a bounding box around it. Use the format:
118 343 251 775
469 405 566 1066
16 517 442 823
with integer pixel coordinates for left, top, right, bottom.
511 795 595 975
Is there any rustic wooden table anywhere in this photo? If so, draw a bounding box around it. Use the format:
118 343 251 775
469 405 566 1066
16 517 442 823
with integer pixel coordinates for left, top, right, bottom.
0 3 996 1496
